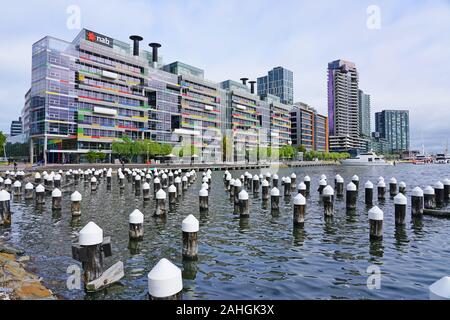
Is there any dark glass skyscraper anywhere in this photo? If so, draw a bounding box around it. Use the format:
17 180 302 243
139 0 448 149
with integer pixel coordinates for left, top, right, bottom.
257 67 293 105
375 110 410 153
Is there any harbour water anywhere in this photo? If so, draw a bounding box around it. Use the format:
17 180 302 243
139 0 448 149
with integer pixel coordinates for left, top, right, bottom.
2 164 450 300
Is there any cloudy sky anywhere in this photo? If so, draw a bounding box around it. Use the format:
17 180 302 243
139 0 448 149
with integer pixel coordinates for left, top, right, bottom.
1 0 449 152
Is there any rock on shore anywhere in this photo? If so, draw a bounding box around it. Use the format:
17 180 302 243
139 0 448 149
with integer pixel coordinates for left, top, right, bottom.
0 248 57 300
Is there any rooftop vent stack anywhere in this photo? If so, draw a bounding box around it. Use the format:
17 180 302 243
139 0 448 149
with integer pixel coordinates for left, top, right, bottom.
149 43 161 67
249 81 256 94
129 35 143 56
240 78 249 86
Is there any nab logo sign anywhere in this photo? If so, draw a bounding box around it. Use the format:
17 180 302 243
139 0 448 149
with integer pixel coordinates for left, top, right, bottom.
85 30 113 48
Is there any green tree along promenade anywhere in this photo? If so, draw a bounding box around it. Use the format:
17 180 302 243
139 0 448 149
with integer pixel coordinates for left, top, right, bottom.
112 137 173 163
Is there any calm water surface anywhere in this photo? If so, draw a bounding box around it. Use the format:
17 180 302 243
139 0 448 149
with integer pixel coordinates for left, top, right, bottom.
2 164 450 300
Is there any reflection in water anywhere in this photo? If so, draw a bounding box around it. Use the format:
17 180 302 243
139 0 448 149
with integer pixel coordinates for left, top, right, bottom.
394 226 409 248
369 240 384 258
128 239 142 255
239 217 250 231
71 216 82 228
345 209 357 223
182 260 198 280
293 227 306 247
411 218 424 238
4 166 450 300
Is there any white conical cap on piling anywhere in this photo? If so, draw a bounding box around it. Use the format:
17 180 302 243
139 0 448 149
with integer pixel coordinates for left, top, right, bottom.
298 182 306 190
46 175 53 181
377 180 386 188
35 172 41 179
148 258 183 298
389 177 397 184
368 206 383 221
412 187 423 197
143 182 150 190
199 188 208 197
25 182 34 190
399 181 406 188
226 174 232 181
320 174 327 180
71 191 82 201
174 176 181 183
182 176 188 182
52 188 62 197
291 172 297 179
168 171 173 177
234 179 242 187
265 172 271 178
273 174 279 180
201 182 209 190
135 174 141 181
285 177 291 184
443 178 450 186
79 221 103 246
347 182 357 191
230 178 236 186
378 176 384 182
54 174 61 181
129 209 144 224
0 190 11 201
168 185 176 193
154 177 160 184
304 175 310 182
429 276 450 300
90 176 97 183
162 173 168 179
336 175 344 183
394 192 407 205
106 171 112 177
365 181 373 189
293 193 306 205
202 176 208 183
42 171 48 176
182 214 199 233
435 181 444 190
259 174 264 179
281 177 286 183
424 186 435 195
156 189 166 199
352 175 359 181
4 178 11 185
35 184 45 193
323 185 334 196
271 187 280 196
319 178 327 186
335 174 342 180
262 179 269 187
13 180 21 188
253 174 259 181
239 189 249 200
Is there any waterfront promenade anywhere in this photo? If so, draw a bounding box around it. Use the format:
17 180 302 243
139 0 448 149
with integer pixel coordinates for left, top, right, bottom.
0 160 338 173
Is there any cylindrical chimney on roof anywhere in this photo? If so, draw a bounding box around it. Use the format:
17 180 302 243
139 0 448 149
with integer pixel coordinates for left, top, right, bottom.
129 35 143 56
249 81 256 94
240 78 249 86
149 43 161 63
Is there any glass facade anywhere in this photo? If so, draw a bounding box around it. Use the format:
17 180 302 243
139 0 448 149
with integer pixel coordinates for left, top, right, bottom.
375 110 410 153
257 67 294 105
